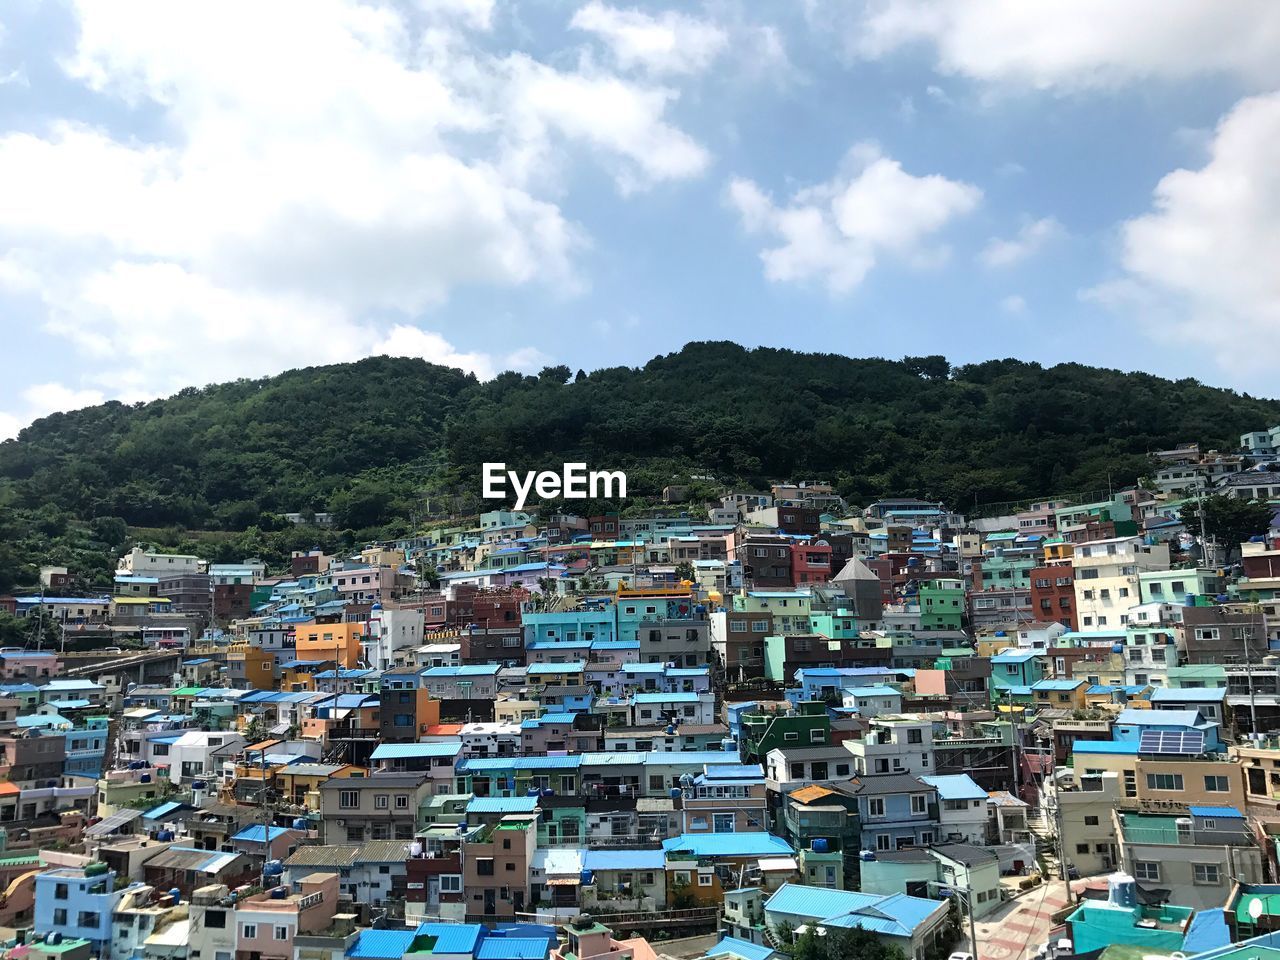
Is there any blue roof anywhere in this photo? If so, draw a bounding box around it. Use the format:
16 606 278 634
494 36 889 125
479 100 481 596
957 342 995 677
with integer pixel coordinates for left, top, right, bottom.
1116 708 1204 727
1072 741 1139 755
582 849 665 870
370 742 461 760
475 938 550 960
662 832 793 857
143 800 185 821
706 936 777 960
527 661 586 673
458 756 582 772
991 651 1036 663
919 774 986 802
416 923 482 954
1032 679 1086 690
349 930 416 959
467 796 539 814
764 883 945 937
1189 805 1245 819
1181 908 1231 954
1087 685 1118 695
232 824 290 843
847 685 902 699
1150 687 1227 702
634 692 702 704
423 664 501 677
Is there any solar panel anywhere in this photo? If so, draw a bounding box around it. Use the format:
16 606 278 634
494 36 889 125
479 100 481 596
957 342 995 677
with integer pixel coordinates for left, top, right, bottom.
1138 729 1204 755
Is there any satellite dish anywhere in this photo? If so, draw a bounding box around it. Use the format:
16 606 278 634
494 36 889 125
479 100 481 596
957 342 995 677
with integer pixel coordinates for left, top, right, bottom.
1250 898 1265 921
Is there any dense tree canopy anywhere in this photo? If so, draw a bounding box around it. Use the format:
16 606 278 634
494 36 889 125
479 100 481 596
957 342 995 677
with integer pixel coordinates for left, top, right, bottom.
0 343 1276 585
1180 493 1277 556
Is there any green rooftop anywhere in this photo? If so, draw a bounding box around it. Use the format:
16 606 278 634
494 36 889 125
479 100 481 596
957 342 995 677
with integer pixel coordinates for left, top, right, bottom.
1118 812 1182 845
1235 891 1280 924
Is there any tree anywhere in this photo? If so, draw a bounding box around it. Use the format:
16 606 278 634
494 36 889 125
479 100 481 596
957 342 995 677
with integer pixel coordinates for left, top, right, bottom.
1180 495 1275 557
674 561 695 582
784 926 908 960
538 364 572 384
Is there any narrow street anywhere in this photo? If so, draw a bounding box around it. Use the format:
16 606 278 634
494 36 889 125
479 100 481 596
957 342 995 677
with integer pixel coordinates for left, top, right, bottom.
966 880 1072 960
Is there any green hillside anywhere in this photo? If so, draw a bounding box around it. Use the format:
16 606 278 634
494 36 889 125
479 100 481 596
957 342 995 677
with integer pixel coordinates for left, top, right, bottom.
1 342 1276 591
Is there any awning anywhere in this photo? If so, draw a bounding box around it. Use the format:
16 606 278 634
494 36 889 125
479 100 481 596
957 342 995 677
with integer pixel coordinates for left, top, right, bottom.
87 808 143 837
545 877 581 886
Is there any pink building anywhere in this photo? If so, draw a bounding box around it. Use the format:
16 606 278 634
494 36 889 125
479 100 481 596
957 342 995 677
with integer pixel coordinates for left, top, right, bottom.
0 650 60 682
236 872 339 960
553 917 658 960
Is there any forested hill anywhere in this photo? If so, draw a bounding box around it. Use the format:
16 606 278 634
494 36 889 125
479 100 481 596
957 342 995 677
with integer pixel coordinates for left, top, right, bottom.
2 342 1278 536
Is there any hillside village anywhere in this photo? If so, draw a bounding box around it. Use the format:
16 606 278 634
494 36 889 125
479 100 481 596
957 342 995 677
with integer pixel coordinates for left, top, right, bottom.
6 432 1280 960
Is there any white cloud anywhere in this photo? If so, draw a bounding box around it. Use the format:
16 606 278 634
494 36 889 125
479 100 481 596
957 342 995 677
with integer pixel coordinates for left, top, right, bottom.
1000 294 1027 315
0 0 711 428
570 2 728 76
980 216 1062 267
0 382 106 440
726 145 980 294
1092 91 1280 385
847 1 1280 91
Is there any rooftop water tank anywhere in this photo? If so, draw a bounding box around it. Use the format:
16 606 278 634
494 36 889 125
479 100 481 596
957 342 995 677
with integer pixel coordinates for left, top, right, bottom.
292 818 309 831
270 886 287 899
669 787 683 800
580 869 595 886
721 738 738 752
169 888 181 905
859 850 877 862
812 838 830 853
264 860 284 876
1108 872 1137 909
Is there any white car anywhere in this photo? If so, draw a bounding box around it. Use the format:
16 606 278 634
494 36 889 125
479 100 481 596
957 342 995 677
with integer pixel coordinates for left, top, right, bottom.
948 953 975 960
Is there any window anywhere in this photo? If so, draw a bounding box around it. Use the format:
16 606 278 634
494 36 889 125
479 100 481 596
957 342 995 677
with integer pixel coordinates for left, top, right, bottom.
396 795 409 808
868 798 885 818
1085 816 1099 826
1146 773 1184 791
876 833 890 851
1134 862 1160 882
783 731 799 742
242 924 258 940
204 910 227 929
1075 844 1089 855
874 758 889 774
53 908 67 925
55 883 68 900
339 790 359 809
440 875 462 892
911 794 927 814
1204 775 1229 792
908 729 922 744
274 926 289 941
1193 863 1220 885
374 794 389 809
809 729 825 743
697 874 713 887
714 813 735 833
477 858 495 876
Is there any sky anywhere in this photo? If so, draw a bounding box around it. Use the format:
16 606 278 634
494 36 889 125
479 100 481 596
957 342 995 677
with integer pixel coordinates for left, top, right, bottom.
2 0 1280 439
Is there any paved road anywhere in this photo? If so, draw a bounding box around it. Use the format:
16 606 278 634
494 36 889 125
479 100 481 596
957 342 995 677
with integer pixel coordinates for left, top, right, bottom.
966 881 1071 960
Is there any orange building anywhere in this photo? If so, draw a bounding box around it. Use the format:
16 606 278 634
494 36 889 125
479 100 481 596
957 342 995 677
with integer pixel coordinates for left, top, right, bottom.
294 621 365 668
228 642 275 690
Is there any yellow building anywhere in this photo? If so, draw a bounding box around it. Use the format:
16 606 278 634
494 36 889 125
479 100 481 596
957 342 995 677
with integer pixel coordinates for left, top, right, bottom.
1032 679 1089 711
1073 743 1246 810
1043 540 1074 564
295 621 365 668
